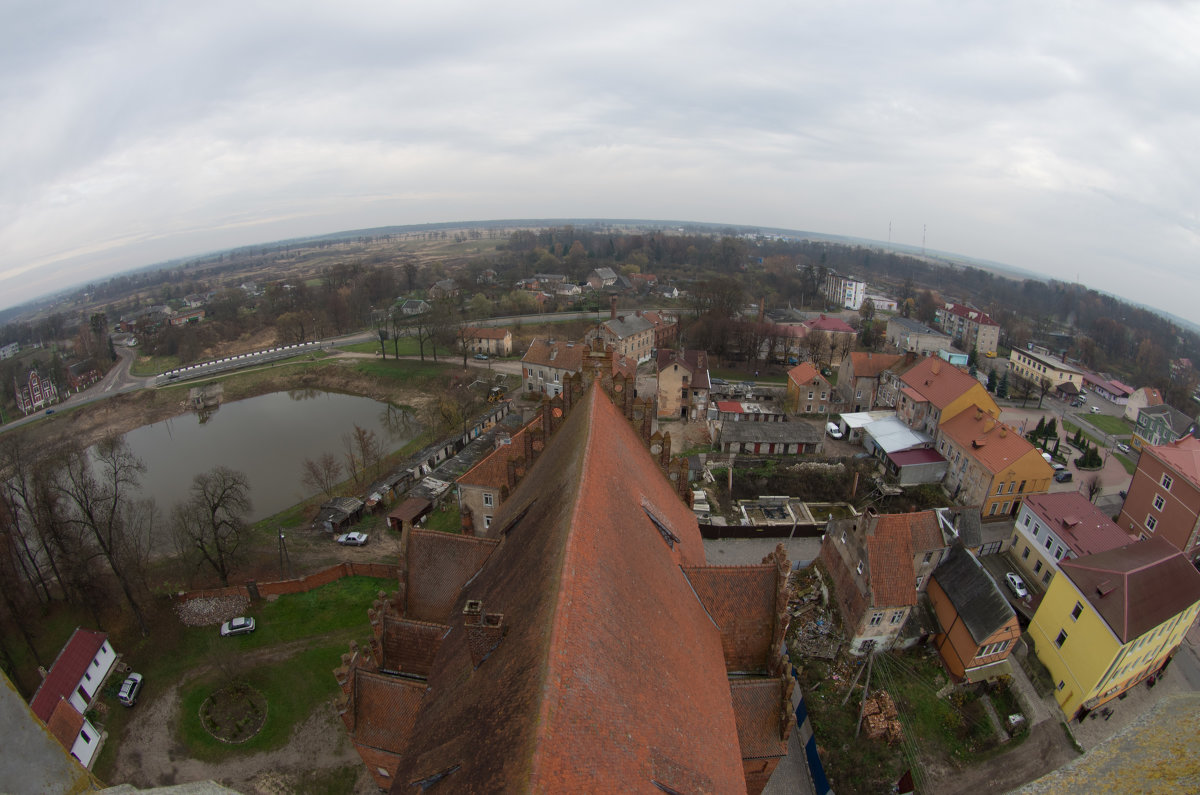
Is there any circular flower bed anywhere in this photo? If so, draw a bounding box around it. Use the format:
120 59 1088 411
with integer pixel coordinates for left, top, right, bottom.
199 683 267 744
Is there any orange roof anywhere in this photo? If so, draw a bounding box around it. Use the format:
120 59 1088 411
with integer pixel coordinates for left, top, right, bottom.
940 411 1053 477
391 383 749 792
46 699 85 750
787 362 826 387
867 512 940 608
456 417 539 489
900 356 994 412
849 351 902 378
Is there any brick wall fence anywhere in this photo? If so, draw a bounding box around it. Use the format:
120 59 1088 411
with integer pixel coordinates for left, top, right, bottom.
177 561 400 602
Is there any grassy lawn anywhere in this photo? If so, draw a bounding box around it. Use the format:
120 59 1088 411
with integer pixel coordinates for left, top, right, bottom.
423 502 464 533
338 337 424 357
351 358 452 384
131 354 182 376
1085 414 1132 436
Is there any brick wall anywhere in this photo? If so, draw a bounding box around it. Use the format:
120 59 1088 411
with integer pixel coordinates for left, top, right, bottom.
179 562 400 602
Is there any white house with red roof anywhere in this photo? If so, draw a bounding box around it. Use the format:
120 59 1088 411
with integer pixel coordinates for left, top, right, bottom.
29 628 116 768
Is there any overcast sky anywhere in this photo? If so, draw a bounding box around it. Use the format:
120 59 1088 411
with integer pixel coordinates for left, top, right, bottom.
3 1 1199 322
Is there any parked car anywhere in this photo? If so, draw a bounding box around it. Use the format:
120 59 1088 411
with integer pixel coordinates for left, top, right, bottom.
1051 462 1066 471
117 673 143 707
220 617 256 637
473 353 489 360
1091 406 1101 414
1116 442 1131 454
1055 470 1073 483
1005 572 1029 599
825 422 843 439
1070 399 1084 407
336 531 369 546
709 377 728 386
44 408 55 415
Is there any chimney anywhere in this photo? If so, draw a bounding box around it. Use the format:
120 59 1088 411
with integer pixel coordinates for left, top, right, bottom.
610 295 617 320
464 600 506 667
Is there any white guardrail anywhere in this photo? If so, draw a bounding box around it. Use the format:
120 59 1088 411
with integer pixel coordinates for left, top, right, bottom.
154 341 326 385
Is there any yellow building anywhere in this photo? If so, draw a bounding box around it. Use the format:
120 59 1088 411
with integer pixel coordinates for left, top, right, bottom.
1008 346 1084 391
1028 536 1200 719
937 408 1053 518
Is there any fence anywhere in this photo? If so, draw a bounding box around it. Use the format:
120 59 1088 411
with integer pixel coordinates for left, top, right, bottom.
177 561 400 602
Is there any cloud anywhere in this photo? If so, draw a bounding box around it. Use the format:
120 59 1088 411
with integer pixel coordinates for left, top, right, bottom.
2 1 1200 321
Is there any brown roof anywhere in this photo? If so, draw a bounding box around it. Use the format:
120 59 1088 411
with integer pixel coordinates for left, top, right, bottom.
899 356 995 412
456 418 539 489
867 512 939 608
1021 493 1134 556
462 326 510 340
389 383 750 793
404 531 499 623
683 565 779 673
46 699 85 750
657 349 711 390
729 679 789 760
1059 536 1200 643
523 338 637 380
348 670 425 753
940 410 1053 478
849 351 903 379
387 497 432 524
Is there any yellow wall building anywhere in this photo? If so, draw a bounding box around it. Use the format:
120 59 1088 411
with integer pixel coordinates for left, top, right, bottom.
1028 536 1200 719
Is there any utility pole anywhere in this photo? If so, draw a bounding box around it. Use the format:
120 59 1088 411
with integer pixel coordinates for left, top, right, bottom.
278 529 291 579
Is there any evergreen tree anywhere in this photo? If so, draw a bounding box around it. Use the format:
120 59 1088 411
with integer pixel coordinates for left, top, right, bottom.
998 371 1009 398
1034 417 1046 437
986 368 997 393
1046 418 1058 438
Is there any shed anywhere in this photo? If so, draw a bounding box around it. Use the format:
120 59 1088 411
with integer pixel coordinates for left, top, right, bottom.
312 497 365 533
387 497 434 532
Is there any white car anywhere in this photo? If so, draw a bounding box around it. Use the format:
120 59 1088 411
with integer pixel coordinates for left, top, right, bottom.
1116 443 1131 454
117 673 143 707
1091 406 1101 414
1005 572 1029 599
220 616 256 637
826 422 843 439
336 532 369 546
1051 462 1066 471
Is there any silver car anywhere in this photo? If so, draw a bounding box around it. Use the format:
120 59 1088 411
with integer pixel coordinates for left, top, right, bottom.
117 673 143 707
220 616 256 637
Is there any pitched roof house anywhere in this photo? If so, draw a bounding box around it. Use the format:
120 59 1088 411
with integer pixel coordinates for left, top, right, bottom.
656 349 711 420
837 351 903 412
820 510 949 654
1132 403 1197 451
928 545 1020 682
521 338 637 397
335 383 794 792
937 408 1053 518
459 326 513 356
1011 493 1135 589
889 356 998 438
1117 435 1200 558
28 628 117 768
785 363 835 415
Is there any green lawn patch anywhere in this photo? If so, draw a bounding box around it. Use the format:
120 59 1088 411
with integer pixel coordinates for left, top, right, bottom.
351 358 451 384
1085 414 1132 436
131 354 182 376
338 337 424 357
423 503 464 534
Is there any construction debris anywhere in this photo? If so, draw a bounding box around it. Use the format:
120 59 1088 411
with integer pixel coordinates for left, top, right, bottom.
862 691 903 744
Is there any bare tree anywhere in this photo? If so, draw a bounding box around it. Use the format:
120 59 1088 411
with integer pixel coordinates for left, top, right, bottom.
172 467 252 587
54 438 150 636
301 453 343 499
343 425 383 485
1086 474 1103 504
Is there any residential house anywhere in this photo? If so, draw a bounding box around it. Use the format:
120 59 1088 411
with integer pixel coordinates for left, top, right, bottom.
0 341 20 359
460 326 513 357
656 349 711 420
1123 386 1163 423
802 314 856 356
1008 346 1084 392
66 361 102 393
14 369 59 415
1082 374 1133 406
1010 493 1135 589
784 363 834 416
928 545 1020 682
455 418 541 532
886 316 952 356
1028 536 1200 719
719 421 823 455
938 408 1054 517
838 351 903 412
890 356 999 439
29 628 117 768
864 294 898 313
398 298 430 316
334 382 793 793
1117 436 1200 559
584 300 656 362
428 279 460 299
820 510 949 654
822 271 867 310
585 266 619 289
521 338 637 397
1131 403 1197 450
169 308 205 326
654 284 680 299
934 302 1000 356
641 309 679 350
0 670 105 793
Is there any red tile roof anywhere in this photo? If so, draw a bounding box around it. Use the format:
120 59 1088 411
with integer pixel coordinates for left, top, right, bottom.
787 362 825 387
30 628 107 723
899 357 994 412
803 314 855 334
716 400 745 413
889 448 947 466
942 302 998 326
349 670 425 752
729 679 789 759
46 699 85 750
849 352 902 378
683 565 779 672
390 383 752 793
940 410 1052 478
866 514 921 608
1060 536 1200 643
456 418 539 489
1022 493 1135 556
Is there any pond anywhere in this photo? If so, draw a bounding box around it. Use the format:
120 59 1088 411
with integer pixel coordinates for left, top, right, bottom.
117 390 419 522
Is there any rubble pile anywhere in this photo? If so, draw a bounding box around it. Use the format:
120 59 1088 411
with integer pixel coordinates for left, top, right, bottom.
175 594 251 626
788 570 842 660
862 691 903 744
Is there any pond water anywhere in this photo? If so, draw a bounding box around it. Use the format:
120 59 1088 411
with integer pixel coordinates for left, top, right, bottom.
118 391 419 521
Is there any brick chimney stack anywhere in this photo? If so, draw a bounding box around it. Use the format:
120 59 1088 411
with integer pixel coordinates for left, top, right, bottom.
464 600 506 667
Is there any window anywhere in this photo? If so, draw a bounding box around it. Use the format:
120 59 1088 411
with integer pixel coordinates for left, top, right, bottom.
996 484 1004 495
80 729 92 743
1034 560 1043 574
1042 570 1052 585
1146 515 1158 532
1001 501 1010 514
1055 630 1068 648
1032 525 1040 538
1161 474 1174 490
1018 480 1027 493
1054 546 1064 560
1071 602 1083 621
1057 680 1065 691
483 493 494 507
1022 546 1030 559
1007 481 1015 494
840 531 847 544
890 611 904 625
484 515 492 528
1044 537 1053 550
869 612 884 626
915 575 924 588
990 502 999 516
1153 494 1165 511
923 551 933 563
856 561 864 575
